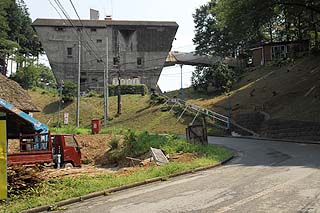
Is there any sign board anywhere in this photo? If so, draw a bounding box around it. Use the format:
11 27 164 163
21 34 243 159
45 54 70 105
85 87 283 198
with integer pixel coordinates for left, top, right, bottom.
150 147 169 166
186 124 208 145
0 119 7 200
64 113 69 125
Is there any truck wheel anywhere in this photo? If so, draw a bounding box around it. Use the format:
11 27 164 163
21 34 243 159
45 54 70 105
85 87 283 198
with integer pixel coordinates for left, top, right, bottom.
64 163 74 169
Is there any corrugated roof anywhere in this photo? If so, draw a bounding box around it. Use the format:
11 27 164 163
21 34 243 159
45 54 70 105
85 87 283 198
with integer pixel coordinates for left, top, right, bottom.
165 51 222 66
32 18 179 28
0 74 39 112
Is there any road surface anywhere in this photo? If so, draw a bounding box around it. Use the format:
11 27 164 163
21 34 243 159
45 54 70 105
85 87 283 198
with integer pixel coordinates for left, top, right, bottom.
60 137 320 213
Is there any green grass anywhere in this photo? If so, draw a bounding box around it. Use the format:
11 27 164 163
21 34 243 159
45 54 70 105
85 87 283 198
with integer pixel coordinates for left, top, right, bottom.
29 92 189 135
1 132 231 212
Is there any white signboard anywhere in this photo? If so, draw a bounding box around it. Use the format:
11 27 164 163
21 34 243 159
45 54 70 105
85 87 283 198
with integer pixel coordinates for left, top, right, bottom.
64 113 69 125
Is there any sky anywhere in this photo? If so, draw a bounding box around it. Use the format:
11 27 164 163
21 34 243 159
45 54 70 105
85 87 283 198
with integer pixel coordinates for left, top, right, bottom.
23 0 208 92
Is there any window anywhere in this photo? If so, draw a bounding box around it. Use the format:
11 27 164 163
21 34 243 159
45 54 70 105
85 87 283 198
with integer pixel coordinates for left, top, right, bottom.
97 59 103 63
137 57 143 66
91 28 97 32
272 45 287 60
64 136 77 148
55 27 64 31
96 39 102 43
67 48 73 57
113 57 120 66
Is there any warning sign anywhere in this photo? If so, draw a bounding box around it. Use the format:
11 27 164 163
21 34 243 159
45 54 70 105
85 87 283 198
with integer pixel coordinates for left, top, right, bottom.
0 119 7 200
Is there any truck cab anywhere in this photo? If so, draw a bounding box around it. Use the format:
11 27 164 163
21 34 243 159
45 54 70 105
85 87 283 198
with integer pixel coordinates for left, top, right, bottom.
8 133 81 168
52 134 81 167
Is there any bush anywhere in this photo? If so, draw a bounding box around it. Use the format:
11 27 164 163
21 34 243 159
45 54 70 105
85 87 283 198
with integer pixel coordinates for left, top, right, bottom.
62 81 77 102
108 84 148 96
108 135 120 150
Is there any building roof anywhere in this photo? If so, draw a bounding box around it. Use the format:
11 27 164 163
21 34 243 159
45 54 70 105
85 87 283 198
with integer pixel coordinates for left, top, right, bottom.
165 51 223 67
165 51 239 67
250 39 310 50
32 18 179 28
0 74 39 112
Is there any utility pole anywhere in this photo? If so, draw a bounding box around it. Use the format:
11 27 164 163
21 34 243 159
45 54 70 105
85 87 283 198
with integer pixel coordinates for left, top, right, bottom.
58 80 64 128
180 64 184 101
76 34 81 127
116 39 121 115
104 36 109 128
117 65 121 115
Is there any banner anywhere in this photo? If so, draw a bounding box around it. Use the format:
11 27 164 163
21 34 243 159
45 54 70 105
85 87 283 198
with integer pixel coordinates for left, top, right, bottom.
0 119 7 200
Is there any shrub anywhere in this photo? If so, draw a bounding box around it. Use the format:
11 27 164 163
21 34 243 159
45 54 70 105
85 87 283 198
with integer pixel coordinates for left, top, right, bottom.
62 81 77 102
108 84 148 96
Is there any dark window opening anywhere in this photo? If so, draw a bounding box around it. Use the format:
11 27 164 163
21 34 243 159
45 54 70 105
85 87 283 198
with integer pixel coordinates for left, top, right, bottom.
67 48 73 57
137 57 143 66
113 57 120 66
97 59 103 63
97 39 102 43
56 27 64 31
91 28 97 32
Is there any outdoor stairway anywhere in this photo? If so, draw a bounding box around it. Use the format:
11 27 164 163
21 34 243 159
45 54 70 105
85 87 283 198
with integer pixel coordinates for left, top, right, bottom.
162 95 258 136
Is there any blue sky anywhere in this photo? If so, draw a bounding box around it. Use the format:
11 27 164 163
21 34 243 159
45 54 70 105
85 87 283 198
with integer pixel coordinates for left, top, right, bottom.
24 0 208 91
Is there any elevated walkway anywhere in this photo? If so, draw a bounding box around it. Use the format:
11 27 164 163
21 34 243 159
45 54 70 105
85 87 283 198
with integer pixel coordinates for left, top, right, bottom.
164 51 239 67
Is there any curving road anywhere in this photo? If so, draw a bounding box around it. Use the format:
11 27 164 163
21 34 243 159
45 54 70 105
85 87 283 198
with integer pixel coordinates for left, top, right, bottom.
61 137 320 213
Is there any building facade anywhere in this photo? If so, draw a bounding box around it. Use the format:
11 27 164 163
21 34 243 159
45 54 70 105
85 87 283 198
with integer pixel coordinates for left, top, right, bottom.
32 18 178 91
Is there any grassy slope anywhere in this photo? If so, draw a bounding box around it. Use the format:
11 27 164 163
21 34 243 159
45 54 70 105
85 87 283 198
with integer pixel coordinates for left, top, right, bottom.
168 55 320 122
29 90 187 134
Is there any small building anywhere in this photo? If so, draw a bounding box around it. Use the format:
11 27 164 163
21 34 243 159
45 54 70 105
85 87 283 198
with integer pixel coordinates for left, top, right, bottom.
250 40 310 67
0 74 40 138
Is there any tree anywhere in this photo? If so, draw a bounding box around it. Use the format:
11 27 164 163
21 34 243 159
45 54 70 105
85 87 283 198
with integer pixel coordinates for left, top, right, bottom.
191 62 235 92
11 63 56 89
61 81 77 102
0 0 42 76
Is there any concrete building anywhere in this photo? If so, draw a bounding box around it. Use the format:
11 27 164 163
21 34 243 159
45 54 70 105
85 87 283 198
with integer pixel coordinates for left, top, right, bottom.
32 16 178 91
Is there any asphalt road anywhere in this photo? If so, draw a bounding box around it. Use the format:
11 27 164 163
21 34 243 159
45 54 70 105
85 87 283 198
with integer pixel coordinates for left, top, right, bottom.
60 137 320 213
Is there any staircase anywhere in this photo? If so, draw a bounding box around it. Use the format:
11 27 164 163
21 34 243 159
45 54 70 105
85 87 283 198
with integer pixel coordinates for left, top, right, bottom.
162 95 258 136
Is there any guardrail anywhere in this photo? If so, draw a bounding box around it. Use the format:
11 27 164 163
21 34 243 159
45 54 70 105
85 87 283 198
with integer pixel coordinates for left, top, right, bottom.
161 94 259 136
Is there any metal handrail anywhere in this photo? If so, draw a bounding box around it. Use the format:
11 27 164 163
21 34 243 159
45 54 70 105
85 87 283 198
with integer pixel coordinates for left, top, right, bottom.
161 94 259 136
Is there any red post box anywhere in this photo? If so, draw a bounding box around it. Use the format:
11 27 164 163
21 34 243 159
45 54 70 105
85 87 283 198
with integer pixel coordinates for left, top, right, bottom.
91 119 101 134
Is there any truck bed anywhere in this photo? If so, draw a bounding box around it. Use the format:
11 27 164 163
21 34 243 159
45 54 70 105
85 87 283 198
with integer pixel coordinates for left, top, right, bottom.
8 151 53 166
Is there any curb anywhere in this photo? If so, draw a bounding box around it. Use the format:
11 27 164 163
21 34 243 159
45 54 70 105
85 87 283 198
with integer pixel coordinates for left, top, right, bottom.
21 155 234 213
227 135 320 145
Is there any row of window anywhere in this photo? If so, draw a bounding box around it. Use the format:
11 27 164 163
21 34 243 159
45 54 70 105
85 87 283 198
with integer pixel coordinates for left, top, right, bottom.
66 47 144 66
56 27 98 32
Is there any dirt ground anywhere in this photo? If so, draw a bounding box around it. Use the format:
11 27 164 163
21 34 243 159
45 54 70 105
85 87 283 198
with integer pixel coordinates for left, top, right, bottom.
74 134 111 165
7 133 197 192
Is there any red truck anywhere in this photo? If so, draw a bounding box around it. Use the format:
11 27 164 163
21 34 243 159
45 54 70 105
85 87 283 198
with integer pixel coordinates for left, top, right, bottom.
8 133 81 168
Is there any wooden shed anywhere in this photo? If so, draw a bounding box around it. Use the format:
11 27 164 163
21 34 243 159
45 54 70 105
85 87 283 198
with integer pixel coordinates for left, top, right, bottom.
251 40 310 67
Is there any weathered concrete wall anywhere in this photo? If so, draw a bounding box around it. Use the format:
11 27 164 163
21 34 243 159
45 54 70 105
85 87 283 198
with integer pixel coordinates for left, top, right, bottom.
33 19 178 91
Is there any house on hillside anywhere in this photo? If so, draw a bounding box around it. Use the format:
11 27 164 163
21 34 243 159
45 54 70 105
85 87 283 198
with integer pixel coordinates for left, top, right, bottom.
0 74 40 138
250 40 310 67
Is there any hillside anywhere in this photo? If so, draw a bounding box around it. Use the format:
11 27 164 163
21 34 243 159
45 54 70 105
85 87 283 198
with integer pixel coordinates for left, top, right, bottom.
28 90 188 134
168 55 320 123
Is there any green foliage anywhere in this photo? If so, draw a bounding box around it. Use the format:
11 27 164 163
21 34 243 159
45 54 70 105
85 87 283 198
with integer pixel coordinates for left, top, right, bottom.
149 94 166 105
51 127 91 135
62 81 77 102
108 84 148 96
108 135 120 150
193 0 320 60
0 0 42 75
11 63 56 89
191 62 235 92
